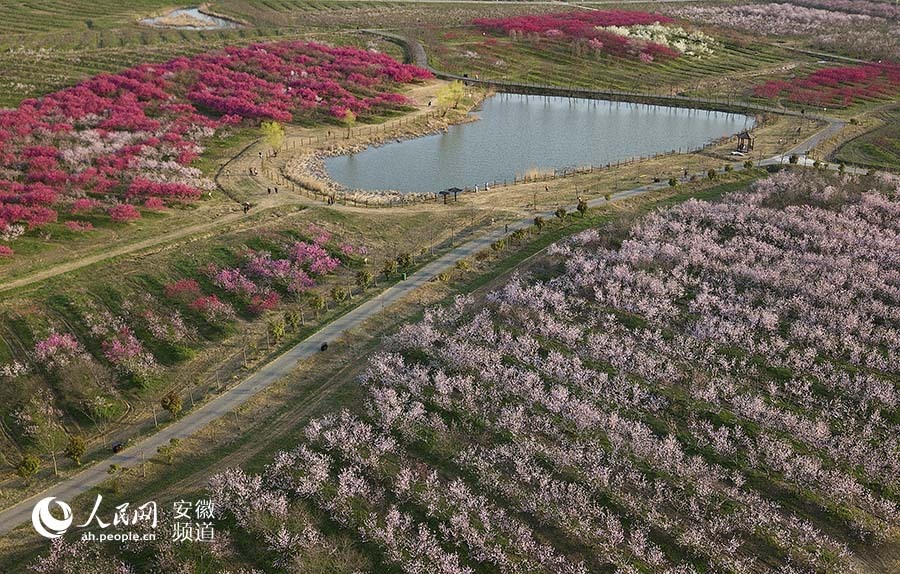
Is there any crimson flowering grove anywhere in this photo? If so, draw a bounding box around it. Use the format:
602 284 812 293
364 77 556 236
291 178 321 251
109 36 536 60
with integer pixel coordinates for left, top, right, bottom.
754 61 900 107
107 204 141 222
164 278 201 300
188 294 236 323
472 11 680 60
0 41 430 251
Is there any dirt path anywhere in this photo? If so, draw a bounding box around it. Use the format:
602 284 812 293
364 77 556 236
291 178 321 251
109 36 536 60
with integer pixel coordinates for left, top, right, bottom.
0 202 280 294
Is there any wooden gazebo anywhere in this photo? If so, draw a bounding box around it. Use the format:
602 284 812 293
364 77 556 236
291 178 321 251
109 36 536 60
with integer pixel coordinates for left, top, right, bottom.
736 130 755 152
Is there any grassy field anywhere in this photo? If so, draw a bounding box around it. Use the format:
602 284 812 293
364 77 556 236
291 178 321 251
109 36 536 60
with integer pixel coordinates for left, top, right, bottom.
0 1 549 108
422 25 900 119
834 107 900 170
422 25 801 97
0 28 406 108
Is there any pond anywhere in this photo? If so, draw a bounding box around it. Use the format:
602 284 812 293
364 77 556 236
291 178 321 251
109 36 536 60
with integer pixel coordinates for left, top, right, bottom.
324 94 755 194
140 7 240 30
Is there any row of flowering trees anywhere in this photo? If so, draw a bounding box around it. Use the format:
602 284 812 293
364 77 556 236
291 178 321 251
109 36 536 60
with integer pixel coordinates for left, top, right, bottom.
33 170 898 571
667 3 900 59
1 227 356 487
0 41 431 255
200 171 895 572
753 61 900 107
472 11 683 61
669 3 878 36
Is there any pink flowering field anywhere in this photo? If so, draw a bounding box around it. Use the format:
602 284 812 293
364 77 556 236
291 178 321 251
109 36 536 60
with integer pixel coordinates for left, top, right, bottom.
472 11 681 61
753 62 900 108
30 170 900 571
0 41 430 257
0 220 367 481
667 3 900 60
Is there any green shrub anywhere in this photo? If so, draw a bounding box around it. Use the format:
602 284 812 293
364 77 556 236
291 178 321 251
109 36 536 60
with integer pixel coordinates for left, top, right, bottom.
17 454 40 479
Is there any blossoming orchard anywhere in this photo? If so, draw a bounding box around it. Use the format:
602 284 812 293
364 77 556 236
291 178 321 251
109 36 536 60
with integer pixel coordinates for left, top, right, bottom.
472 11 685 61
1 2 899 573
0 41 430 255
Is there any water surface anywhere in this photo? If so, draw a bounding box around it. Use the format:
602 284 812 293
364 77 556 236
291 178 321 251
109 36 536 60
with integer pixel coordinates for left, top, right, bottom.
140 8 239 30
325 94 754 193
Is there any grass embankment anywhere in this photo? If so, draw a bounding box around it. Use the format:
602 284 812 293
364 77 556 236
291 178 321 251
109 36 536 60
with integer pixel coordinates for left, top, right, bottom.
833 107 900 171
0 0 409 108
423 26 806 97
